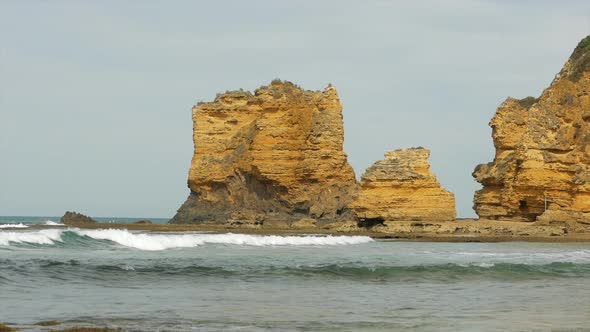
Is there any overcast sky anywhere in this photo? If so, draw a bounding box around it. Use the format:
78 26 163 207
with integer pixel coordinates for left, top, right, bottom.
1 0 589 218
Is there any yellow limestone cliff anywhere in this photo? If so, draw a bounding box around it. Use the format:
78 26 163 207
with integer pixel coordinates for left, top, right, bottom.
171 80 357 224
352 148 456 222
473 36 590 222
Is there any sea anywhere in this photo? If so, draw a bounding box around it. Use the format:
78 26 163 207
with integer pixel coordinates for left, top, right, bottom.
1 216 590 331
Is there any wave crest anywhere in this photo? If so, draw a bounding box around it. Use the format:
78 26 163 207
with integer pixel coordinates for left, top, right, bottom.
0 229 63 246
75 229 374 250
0 223 29 229
0 228 373 250
2 259 589 281
44 221 65 226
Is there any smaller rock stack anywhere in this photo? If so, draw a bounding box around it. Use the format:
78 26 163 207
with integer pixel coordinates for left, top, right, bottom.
351 148 456 222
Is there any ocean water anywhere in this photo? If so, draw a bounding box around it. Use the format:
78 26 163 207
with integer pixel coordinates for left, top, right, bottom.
1 217 590 331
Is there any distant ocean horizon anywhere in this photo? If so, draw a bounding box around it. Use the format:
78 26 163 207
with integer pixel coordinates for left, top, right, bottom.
1 216 590 331
0 215 171 226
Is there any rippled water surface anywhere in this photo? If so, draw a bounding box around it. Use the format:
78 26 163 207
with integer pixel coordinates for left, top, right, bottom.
1 217 590 331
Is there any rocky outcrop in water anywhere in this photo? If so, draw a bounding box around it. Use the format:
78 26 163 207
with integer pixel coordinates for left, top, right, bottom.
171 80 357 224
60 211 96 225
473 36 590 222
351 148 456 222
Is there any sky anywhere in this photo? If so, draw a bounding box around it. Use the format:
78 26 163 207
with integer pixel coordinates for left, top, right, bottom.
1 0 590 218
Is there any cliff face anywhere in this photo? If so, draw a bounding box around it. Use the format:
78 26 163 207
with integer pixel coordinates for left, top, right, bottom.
473 36 590 222
171 80 357 224
351 148 456 222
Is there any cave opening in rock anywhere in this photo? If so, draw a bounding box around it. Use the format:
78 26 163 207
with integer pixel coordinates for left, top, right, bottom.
518 199 542 221
358 217 385 228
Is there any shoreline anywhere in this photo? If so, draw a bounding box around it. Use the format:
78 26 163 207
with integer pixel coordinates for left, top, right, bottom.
23 219 590 243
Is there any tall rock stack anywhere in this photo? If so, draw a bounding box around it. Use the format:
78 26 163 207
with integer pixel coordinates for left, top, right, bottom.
351 148 456 222
171 80 357 224
473 36 590 222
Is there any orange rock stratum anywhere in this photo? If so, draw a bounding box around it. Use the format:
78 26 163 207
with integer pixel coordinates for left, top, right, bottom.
473 36 590 222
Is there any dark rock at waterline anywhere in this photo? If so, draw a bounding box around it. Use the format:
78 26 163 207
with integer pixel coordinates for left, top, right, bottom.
134 220 153 224
34 320 62 326
60 211 96 225
0 323 16 332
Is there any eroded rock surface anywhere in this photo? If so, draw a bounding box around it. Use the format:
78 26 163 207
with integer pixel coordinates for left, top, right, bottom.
351 148 456 222
171 80 357 224
473 36 590 222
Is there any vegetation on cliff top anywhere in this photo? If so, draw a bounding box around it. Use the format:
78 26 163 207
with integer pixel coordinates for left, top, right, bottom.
568 35 590 81
517 96 538 109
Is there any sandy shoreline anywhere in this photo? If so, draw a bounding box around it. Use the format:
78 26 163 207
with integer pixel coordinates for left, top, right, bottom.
21 219 590 243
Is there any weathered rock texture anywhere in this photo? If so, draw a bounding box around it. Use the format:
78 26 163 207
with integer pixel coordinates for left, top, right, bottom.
351 148 456 222
473 36 590 222
171 80 357 224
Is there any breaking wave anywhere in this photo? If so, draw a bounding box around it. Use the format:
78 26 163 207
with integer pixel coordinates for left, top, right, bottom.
0 223 29 229
0 220 63 228
0 229 63 246
0 228 373 250
44 221 65 226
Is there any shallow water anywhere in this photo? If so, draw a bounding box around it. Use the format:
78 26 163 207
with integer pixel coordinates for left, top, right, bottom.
1 217 590 331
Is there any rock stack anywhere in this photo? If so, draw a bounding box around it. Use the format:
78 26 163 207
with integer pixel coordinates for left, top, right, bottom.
473 36 590 222
351 148 456 222
171 80 357 224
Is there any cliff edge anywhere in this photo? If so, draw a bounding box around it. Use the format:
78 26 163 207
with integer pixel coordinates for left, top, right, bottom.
473 36 590 222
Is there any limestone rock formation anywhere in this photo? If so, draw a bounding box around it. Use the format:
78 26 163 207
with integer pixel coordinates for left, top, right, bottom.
473 36 590 222
351 148 456 222
171 80 357 224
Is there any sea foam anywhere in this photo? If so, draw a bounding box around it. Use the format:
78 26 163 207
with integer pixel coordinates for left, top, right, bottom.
44 220 65 226
74 229 374 251
0 228 374 250
454 250 590 264
0 223 29 229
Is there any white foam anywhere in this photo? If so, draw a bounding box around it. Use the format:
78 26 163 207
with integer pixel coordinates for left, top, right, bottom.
0 223 29 229
0 228 373 250
452 250 590 265
458 262 495 268
0 229 63 246
44 221 65 226
120 264 135 271
73 229 374 251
